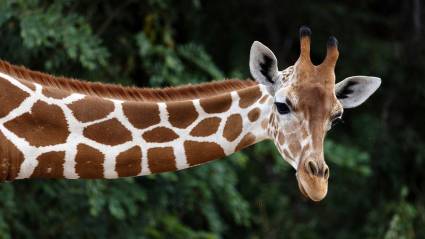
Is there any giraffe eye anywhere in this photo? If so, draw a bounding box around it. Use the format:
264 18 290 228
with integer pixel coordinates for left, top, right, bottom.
275 102 291 114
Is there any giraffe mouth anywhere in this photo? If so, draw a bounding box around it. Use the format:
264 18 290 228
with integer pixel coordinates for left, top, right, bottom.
297 177 309 199
296 172 327 201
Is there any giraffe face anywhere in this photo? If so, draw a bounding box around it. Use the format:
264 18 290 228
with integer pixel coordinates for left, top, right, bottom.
271 67 341 202
250 27 381 201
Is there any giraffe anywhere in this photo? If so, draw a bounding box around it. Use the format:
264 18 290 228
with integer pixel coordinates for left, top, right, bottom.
0 27 380 201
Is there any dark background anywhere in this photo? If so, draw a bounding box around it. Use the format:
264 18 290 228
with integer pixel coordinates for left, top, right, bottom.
0 0 423 238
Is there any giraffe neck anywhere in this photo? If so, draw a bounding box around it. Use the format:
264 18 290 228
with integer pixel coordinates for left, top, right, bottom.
0 71 272 181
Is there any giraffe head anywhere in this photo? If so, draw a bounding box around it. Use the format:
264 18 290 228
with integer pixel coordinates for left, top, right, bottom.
250 27 381 201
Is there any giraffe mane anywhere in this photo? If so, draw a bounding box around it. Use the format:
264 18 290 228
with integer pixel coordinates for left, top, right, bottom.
0 60 257 102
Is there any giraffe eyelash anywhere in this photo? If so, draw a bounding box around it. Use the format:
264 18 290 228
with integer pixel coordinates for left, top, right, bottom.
330 113 344 128
275 102 291 114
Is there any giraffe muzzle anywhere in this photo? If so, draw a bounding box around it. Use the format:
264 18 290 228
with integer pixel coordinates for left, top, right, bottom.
296 159 329 201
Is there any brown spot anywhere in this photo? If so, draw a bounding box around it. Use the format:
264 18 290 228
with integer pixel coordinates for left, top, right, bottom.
235 133 256 151
301 126 309 139
190 117 221 137
116 146 142 177
261 119 268 129
283 149 292 160
273 129 279 138
75 144 104 179
238 86 262 108
148 147 176 173
0 132 25 181
5 101 69 147
143 127 179 143
278 131 285 145
200 94 232 113
69 97 114 123
84 118 132 146
223 114 243 142
42 86 71 99
123 102 160 129
267 128 272 136
248 108 261 122
167 101 198 128
259 95 268 104
0 77 30 118
269 113 275 125
184 141 225 166
31 151 65 178
289 141 302 157
287 133 298 146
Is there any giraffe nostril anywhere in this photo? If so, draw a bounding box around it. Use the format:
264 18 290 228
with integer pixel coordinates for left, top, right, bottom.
324 166 330 180
306 160 318 176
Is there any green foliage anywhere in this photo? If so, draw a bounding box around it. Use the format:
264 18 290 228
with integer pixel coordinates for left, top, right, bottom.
9 0 109 70
325 140 371 176
0 0 424 238
136 32 223 86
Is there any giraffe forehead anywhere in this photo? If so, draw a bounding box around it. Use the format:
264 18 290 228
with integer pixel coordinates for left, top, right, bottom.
280 62 336 93
277 66 336 102
292 59 337 82
285 81 337 118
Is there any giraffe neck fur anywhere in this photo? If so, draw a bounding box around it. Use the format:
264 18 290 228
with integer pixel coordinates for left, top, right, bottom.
0 71 272 180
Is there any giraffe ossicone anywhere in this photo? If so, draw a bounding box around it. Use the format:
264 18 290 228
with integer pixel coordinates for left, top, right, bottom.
0 26 380 201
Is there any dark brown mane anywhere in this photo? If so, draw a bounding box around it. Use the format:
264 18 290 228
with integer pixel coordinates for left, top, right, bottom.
0 60 257 102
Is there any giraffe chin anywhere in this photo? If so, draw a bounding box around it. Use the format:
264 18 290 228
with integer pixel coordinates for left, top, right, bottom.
296 173 328 202
297 180 310 200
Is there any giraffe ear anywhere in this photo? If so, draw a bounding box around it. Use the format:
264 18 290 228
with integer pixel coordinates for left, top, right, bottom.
335 76 381 108
249 41 278 92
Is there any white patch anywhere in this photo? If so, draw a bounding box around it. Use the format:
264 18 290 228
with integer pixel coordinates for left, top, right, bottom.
103 150 118 179
139 151 152 175
173 141 189 170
